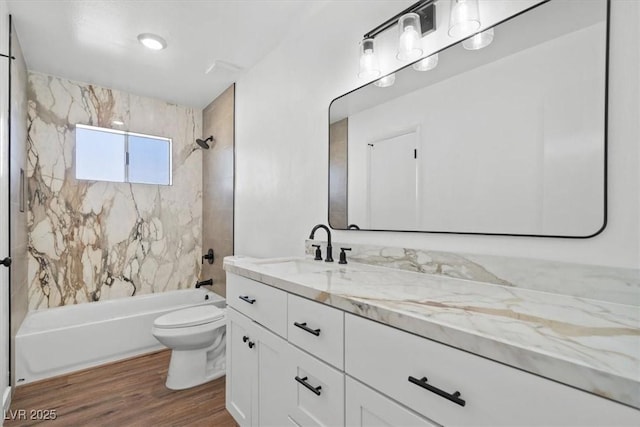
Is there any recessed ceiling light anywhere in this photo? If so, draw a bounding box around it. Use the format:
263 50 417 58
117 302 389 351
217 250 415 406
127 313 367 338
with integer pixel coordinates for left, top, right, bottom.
111 119 125 126
137 33 167 50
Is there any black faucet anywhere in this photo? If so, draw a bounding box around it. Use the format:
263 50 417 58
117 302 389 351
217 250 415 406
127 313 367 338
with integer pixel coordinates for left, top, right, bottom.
196 278 213 288
309 224 333 262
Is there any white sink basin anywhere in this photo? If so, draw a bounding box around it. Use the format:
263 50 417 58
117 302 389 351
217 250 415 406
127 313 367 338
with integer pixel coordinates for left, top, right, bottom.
250 257 336 275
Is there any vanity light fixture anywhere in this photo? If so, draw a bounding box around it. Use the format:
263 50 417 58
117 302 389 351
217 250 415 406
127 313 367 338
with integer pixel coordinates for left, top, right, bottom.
358 38 381 79
137 33 167 50
462 28 494 50
358 0 435 79
397 13 423 61
412 53 439 71
374 73 396 88
448 0 481 38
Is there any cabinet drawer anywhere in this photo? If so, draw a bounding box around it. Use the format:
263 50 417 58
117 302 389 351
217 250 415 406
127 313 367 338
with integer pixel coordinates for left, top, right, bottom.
346 377 438 427
227 273 287 338
286 344 344 426
345 314 640 426
288 294 344 369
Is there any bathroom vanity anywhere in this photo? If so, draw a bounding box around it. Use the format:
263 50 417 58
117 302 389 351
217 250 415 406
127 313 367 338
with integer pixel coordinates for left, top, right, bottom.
224 255 640 426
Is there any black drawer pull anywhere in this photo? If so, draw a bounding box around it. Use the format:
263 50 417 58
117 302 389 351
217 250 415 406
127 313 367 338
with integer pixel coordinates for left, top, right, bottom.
408 376 466 407
294 322 321 336
239 295 256 304
295 376 322 396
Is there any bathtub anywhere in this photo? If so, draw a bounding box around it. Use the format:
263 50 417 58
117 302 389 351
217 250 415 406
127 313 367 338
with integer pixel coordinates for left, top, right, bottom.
15 289 225 384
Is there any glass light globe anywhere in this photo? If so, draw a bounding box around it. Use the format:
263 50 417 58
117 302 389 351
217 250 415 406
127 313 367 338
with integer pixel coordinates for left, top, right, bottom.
413 53 439 71
397 13 423 61
374 73 396 88
448 0 481 38
463 28 495 50
358 38 381 79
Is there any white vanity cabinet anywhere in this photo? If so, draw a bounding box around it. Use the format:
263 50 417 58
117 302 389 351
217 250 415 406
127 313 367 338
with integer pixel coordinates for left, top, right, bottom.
346 377 439 427
227 273 346 427
227 273 288 337
286 344 345 426
226 306 289 427
226 272 640 426
344 313 640 426
226 305 255 425
287 293 344 370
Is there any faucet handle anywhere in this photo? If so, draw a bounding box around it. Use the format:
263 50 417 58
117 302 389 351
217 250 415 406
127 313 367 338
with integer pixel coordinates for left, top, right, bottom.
312 244 322 261
339 248 352 265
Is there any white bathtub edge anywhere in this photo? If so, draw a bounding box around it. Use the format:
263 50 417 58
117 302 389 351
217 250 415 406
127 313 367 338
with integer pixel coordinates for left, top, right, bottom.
15 290 227 385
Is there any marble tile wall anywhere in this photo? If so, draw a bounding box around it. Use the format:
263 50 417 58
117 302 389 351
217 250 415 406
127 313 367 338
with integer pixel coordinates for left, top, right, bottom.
9 22 28 387
201 85 234 297
27 72 203 310
305 240 640 305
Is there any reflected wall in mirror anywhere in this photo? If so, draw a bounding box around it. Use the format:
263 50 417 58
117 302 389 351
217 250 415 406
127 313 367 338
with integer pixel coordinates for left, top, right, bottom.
329 0 608 237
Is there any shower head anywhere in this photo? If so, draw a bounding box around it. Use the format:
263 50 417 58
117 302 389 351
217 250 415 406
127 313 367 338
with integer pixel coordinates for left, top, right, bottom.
196 136 214 149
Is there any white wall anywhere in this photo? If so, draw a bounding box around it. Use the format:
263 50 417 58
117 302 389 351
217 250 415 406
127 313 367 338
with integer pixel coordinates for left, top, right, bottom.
235 0 640 269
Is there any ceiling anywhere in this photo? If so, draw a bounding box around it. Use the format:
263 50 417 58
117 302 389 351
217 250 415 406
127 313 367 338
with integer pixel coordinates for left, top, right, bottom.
7 0 318 108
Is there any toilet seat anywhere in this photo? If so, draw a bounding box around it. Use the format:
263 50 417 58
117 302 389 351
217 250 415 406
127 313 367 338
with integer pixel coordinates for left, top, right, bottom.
154 305 224 329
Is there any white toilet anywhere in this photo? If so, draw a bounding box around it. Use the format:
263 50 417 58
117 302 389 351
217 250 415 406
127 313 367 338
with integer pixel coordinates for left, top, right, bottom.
152 305 226 390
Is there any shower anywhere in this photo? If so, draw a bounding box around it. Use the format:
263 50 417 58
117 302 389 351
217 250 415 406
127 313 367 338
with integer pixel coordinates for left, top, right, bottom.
196 136 214 149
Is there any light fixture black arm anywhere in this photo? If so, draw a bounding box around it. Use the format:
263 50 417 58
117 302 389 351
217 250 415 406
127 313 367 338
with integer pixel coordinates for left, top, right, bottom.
363 0 436 39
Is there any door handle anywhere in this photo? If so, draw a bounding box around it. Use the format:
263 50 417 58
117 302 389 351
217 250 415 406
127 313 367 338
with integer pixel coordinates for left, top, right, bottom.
294 376 322 396
0 257 10 268
408 376 466 407
294 322 321 336
239 295 256 304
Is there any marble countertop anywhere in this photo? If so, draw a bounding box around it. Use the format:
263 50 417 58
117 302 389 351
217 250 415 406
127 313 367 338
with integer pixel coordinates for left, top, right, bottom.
223 256 640 409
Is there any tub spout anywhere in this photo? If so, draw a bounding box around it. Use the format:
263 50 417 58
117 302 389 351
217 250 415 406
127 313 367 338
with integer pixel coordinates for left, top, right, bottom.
196 279 213 288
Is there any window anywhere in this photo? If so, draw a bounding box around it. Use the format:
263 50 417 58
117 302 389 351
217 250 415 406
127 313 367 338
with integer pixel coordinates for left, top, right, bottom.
75 124 172 185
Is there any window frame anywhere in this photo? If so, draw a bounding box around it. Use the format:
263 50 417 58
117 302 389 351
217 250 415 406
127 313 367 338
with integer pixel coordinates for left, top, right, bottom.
75 124 173 186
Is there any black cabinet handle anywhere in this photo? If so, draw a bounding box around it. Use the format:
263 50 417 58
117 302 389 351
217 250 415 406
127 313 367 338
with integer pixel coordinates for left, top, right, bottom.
239 295 256 304
295 376 322 396
248 341 255 349
242 335 249 343
294 322 321 336
408 376 466 407
0 257 11 268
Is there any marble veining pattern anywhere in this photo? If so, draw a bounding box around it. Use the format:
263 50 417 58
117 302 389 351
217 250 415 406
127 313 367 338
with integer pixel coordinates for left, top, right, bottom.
27 72 202 310
224 256 640 409
305 240 640 305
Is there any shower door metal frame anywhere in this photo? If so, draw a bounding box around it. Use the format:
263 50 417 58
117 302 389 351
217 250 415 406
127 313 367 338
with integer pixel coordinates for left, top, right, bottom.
0 10 14 412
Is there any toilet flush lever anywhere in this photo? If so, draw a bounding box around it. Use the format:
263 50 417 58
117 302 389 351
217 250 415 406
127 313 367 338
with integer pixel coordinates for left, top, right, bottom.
202 249 214 265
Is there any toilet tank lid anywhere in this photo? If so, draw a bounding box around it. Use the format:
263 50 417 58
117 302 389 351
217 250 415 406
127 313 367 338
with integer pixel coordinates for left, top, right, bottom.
154 305 225 329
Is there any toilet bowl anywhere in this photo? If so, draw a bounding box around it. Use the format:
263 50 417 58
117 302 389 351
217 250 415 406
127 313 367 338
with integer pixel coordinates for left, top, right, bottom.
152 305 226 390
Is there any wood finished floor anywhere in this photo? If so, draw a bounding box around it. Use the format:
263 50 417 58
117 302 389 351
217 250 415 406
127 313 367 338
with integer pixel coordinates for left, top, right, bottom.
5 350 237 427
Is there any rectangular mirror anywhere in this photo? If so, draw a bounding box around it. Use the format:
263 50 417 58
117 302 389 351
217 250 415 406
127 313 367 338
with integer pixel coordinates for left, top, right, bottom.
329 0 608 237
